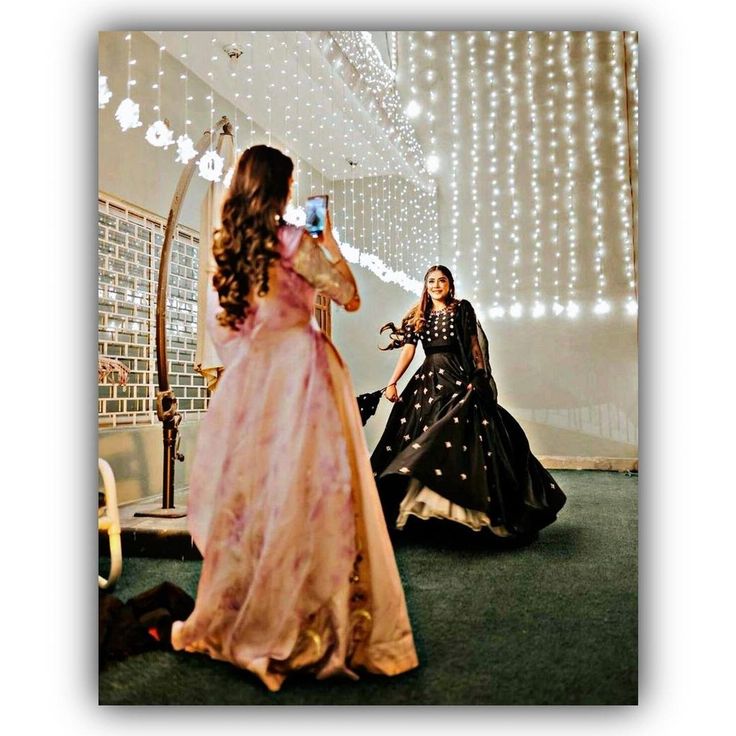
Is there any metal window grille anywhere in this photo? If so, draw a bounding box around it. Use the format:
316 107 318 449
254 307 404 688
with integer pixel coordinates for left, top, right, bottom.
98 195 209 428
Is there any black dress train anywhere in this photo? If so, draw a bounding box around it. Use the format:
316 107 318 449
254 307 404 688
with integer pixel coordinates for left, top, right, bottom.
370 299 566 538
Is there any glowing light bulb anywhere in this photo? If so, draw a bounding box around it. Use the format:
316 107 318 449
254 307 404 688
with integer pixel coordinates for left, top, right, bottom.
426 154 440 173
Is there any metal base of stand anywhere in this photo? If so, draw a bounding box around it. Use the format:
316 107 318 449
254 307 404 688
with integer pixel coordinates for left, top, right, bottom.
134 508 188 519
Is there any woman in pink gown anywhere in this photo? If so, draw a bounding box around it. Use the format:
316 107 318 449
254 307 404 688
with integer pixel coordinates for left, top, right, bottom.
171 145 418 691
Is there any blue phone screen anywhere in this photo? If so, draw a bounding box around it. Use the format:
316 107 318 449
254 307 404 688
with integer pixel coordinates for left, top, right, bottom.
305 197 327 235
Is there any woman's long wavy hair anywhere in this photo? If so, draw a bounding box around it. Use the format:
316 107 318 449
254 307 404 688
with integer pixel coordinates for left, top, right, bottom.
379 264 457 350
212 144 294 330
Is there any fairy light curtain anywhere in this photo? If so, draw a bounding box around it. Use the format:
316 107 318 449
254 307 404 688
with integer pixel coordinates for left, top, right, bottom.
395 30 639 321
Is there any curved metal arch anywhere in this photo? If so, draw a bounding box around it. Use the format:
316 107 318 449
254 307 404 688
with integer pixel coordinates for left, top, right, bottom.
135 115 231 518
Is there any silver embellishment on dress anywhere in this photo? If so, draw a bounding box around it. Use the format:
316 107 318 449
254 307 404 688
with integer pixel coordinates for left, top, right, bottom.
434 469 442 476
482 419 489 426
399 467 410 474
415 403 421 409
400 418 407 424
412 443 422 449
460 473 467 480
386 446 392 451
462 445 467 451
445 441 452 448
453 417 460 423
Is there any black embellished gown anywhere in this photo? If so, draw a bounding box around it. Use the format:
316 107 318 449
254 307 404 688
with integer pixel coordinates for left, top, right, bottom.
370 299 566 538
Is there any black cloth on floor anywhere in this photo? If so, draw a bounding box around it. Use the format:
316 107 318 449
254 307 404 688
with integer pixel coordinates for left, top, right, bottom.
99 581 194 667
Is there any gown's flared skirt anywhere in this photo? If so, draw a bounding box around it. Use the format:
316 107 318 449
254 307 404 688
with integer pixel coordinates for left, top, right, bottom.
371 352 566 537
171 322 418 691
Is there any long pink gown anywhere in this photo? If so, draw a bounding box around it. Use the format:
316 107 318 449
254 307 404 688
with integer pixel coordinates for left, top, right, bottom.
171 224 418 691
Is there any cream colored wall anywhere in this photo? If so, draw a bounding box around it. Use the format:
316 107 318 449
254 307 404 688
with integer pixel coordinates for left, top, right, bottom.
98 422 200 505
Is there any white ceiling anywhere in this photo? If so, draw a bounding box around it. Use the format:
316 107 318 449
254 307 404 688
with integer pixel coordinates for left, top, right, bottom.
145 31 418 184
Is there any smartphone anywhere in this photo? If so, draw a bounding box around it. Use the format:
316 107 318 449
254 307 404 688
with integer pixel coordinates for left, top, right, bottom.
305 194 328 236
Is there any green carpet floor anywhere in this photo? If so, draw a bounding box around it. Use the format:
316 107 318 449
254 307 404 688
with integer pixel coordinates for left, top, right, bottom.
98 470 637 705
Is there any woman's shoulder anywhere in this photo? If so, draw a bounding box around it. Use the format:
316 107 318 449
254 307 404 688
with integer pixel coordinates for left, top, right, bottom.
277 223 306 259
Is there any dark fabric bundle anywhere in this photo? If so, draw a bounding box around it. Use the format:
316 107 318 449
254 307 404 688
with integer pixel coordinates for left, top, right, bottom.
356 388 385 425
99 581 195 668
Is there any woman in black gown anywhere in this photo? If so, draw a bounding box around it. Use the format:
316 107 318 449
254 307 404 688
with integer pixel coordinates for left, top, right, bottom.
370 265 566 541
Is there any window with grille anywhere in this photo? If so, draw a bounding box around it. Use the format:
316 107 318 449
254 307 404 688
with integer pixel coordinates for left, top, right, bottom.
98 195 208 428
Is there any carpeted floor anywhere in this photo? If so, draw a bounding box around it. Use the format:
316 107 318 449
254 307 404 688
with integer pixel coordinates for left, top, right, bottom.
98 470 637 705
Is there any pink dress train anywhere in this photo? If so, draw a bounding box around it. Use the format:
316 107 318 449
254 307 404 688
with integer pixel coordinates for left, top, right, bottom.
171 225 418 691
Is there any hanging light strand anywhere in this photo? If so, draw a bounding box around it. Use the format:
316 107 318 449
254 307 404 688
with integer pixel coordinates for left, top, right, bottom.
561 31 579 317
506 32 523 318
449 34 461 279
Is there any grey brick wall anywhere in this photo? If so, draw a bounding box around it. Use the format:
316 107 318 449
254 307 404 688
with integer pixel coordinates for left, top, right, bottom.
98 195 209 427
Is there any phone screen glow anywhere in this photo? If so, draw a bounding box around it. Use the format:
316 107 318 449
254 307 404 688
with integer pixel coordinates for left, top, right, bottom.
305 197 327 235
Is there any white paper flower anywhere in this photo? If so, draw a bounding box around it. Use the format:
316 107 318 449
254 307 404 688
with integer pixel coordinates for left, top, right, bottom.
175 134 197 164
115 98 142 131
283 204 306 227
197 150 225 182
145 120 175 149
98 73 112 108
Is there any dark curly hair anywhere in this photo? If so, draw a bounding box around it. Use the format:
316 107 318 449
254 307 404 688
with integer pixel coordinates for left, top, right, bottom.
212 144 294 330
379 264 457 350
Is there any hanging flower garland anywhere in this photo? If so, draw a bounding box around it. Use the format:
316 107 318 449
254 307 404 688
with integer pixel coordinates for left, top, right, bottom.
98 72 112 108
115 34 142 131
145 35 175 149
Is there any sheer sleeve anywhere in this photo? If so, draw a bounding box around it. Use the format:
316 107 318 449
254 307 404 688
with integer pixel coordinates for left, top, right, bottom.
460 300 485 371
291 233 357 306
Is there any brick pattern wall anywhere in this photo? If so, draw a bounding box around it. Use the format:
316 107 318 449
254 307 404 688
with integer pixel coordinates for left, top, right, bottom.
98 196 208 428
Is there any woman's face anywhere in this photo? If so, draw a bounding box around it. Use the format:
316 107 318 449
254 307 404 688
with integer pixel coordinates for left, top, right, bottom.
426 270 451 301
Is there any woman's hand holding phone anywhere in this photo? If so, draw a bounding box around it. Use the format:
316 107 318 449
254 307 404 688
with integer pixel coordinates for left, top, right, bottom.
317 211 341 262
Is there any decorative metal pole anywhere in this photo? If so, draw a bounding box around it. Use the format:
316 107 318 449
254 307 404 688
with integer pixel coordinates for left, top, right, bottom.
135 116 231 518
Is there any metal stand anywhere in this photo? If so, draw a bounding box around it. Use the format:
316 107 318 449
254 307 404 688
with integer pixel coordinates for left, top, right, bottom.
135 116 231 519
